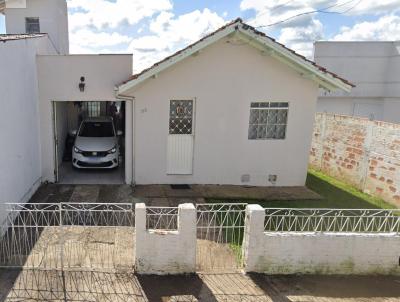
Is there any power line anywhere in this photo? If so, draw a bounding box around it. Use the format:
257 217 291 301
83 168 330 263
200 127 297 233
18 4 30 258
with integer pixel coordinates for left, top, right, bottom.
255 0 363 28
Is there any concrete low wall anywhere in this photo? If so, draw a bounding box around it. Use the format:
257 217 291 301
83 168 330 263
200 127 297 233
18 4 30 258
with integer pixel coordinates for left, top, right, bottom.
135 203 196 275
243 205 400 275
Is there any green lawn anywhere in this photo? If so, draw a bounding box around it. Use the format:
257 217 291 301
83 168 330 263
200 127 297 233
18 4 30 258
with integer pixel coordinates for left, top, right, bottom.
258 169 396 209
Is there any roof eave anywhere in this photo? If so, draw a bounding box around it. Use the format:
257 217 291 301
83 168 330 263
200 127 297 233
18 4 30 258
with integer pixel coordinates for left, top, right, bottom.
235 27 353 92
117 23 238 95
118 20 353 95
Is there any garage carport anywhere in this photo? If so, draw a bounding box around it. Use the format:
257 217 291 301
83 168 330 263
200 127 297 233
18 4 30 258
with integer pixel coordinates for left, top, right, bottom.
37 54 133 185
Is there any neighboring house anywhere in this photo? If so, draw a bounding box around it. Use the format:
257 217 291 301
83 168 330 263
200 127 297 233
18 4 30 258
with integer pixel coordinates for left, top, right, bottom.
315 41 400 123
0 0 352 208
0 0 131 210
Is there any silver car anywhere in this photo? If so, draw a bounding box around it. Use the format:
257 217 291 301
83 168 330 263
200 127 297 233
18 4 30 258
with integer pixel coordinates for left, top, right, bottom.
72 117 121 169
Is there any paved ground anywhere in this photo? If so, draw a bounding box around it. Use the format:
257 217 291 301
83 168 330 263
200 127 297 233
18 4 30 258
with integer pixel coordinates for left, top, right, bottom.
29 183 321 206
1 269 399 301
0 185 399 301
58 163 125 185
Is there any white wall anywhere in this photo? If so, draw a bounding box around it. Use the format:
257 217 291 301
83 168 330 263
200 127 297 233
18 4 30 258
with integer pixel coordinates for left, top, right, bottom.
37 54 132 183
0 36 55 224
315 41 400 123
129 37 319 186
135 203 196 275
243 205 400 275
5 0 69 54
54 101 68 168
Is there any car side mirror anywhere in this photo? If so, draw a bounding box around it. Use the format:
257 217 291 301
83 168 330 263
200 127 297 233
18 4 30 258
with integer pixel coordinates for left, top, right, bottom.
70 130 77 136
117 130 123 136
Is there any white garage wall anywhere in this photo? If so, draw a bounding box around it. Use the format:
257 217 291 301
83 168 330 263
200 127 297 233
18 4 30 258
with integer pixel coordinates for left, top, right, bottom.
0 36 55 219
54 101 69 169
37 54 132 182
131 37 319 186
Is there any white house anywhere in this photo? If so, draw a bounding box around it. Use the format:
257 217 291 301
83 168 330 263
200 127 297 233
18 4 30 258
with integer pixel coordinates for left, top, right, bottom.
0 0 352 206
315 41 400 123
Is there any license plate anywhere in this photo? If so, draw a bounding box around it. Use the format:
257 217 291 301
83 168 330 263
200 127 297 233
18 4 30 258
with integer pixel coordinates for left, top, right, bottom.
92 152 97 156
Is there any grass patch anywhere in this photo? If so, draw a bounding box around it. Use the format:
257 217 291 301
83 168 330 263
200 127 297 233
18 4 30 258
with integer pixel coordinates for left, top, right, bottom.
258 169 396 209
208 169 395 209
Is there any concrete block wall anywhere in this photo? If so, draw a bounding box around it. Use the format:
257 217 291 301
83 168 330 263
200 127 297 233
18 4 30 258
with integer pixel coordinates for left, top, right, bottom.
135 203 196 275
242 205 400 275
310 113 400 207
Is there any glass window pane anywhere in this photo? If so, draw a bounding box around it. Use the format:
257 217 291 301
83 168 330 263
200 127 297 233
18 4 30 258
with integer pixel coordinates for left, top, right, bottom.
266 125 277 139
276 125 286 139
257 125 267 139
277 110 288 124
259 109 268 124
267 109 279 124
249 109 259 124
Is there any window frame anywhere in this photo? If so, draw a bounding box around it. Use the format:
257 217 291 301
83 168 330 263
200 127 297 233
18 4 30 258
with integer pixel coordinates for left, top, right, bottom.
248 101 289 140
25 17 40 34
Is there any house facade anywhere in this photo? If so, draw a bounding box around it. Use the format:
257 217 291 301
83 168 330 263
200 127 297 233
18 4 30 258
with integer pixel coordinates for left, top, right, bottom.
0 0 352 206
315 41 400 123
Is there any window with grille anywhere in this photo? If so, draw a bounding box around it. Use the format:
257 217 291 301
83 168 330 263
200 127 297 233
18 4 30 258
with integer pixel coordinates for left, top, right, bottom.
84 102 101 118
25 17 40 34
248 102 288 140
169 100 193 134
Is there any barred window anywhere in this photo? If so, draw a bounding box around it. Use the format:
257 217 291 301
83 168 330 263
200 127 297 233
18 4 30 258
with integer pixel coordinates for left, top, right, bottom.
169 100 193 135
25 17 40 34
248 102 288 140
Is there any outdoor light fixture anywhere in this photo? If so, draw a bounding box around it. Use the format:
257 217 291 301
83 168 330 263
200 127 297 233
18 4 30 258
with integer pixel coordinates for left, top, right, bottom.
79 76 85 92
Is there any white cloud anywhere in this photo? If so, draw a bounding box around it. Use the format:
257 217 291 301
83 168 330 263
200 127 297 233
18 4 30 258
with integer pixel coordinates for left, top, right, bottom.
129 9 226 73
279 18 323 57
333 14 400 41
69 29 132 53
67 0 173 31
239 0 400 58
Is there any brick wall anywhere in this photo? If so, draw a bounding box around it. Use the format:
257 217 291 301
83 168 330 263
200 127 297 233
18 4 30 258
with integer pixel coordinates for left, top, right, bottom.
310 113 400 208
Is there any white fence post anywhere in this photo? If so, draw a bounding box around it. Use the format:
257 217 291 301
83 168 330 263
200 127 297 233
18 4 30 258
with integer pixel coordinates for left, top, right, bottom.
135 203 196 275
242 204 264 272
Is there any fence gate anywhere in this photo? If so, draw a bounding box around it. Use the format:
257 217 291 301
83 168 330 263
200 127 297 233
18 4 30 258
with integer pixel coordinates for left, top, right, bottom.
0 203 135 271
196 203 247 272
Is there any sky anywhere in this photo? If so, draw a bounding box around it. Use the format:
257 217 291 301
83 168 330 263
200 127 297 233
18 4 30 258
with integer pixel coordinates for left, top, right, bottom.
1 0 400 73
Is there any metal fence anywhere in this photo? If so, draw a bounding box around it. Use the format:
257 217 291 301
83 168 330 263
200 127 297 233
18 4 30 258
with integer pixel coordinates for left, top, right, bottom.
145 207 179 230
196 203 247 272
264 208 400 233
0 203 135 271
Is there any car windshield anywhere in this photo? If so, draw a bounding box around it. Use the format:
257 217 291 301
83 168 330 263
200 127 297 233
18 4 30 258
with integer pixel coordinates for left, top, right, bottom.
79 121 115 137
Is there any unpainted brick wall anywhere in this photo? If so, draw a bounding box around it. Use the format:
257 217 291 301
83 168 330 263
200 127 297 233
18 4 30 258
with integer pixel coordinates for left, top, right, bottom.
310 113 400 208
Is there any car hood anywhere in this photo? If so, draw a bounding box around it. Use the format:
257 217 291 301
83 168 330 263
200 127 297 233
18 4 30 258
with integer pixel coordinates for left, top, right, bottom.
74 136 117 152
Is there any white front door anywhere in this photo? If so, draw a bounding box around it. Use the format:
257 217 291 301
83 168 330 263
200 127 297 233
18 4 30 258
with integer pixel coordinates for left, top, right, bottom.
167 100 195 174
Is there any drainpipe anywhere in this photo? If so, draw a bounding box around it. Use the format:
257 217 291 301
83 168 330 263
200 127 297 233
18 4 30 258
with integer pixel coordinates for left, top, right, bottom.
114 87 136 186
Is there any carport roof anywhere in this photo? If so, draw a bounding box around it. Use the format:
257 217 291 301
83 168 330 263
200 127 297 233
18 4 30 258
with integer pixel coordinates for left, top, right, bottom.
118 18 354 95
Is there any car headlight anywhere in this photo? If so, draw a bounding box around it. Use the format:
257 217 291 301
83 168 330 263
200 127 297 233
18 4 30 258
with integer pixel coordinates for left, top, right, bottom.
107 146 117 154
74 146 82 153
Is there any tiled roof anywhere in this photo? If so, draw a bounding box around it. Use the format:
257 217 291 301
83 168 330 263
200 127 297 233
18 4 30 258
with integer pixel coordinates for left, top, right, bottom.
120 18 354 89
0 34 47 42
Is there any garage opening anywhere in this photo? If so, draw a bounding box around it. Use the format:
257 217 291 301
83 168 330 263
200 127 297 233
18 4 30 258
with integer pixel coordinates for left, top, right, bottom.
52 101 126 184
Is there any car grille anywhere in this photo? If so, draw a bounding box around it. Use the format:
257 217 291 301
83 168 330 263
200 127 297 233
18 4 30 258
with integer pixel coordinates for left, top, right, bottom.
77 161 114 168
81 151 108 157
